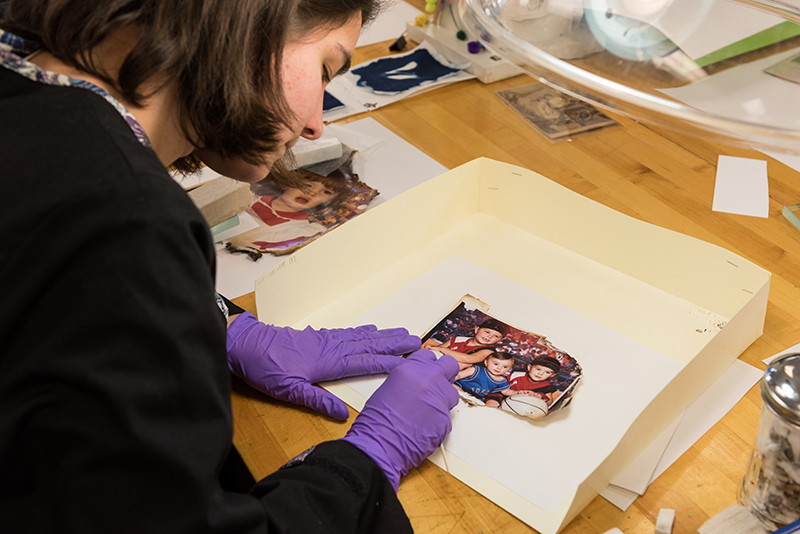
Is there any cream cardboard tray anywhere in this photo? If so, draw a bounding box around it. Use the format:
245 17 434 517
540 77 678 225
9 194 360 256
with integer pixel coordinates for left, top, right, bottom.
254 157 770 534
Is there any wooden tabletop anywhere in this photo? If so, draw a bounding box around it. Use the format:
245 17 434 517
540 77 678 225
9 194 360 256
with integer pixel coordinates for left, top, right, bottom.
229 11 800 533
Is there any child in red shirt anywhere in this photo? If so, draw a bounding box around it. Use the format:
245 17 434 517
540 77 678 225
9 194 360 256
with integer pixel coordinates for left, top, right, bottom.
485 355 560 408
424 319 506 370
227 171 346 254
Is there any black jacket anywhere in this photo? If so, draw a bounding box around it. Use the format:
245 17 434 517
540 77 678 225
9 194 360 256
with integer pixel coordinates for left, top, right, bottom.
0 64 410 533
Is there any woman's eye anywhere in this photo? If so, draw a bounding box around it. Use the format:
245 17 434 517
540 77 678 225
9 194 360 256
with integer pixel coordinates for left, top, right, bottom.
322 66 332 83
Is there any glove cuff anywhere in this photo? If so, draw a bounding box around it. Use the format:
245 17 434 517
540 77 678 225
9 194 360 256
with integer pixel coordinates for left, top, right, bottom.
226 311 259 355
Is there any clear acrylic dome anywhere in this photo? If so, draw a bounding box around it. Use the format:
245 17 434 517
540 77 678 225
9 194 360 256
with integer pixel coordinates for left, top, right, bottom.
460 0 800 155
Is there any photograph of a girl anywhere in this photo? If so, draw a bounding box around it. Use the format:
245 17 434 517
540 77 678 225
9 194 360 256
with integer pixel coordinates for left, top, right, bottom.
225 150 378 259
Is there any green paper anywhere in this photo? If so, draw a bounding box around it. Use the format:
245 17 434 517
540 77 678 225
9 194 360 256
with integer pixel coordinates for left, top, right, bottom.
694 21 800 67
210 215 240 236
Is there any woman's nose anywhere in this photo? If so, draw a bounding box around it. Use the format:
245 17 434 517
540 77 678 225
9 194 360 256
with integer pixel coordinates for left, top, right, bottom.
300 97 324 140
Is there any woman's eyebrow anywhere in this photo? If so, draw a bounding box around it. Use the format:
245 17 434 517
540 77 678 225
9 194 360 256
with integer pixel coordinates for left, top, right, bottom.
334 45 352 77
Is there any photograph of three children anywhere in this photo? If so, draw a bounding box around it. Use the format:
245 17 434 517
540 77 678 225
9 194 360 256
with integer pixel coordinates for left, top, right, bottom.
421 296 583 420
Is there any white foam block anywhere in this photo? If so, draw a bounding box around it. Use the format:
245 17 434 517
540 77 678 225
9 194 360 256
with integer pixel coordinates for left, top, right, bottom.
290 126 342 168
655 508 675 534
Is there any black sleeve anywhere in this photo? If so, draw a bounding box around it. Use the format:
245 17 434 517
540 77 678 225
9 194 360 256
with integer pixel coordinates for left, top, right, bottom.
221 293 247 316
253 441 412 533
0 174 410 533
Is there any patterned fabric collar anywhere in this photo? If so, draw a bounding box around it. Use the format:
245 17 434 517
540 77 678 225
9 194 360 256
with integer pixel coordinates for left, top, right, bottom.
0 29 152 149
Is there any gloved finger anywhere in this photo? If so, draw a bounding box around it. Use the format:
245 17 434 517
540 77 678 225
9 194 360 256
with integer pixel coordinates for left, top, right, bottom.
405 352 459 409
423 367 459 410
405 348 438 364
286 382 351 421
440 380 460 410
336 354 404 379
324 325 413 344
428 380 459 412
435 354 460 383
335 334 420 358
318 324 378 341
406 351 459 382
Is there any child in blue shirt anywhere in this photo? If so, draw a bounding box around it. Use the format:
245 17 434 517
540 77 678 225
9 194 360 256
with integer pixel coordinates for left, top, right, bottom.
454 352 514 399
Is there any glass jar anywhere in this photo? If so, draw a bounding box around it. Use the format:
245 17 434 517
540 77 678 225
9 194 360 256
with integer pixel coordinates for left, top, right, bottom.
738 353 800 530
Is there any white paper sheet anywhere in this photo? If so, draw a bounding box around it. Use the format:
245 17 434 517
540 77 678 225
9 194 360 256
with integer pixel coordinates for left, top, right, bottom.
609 415 684 495
601 483 640 511
659 48 800 134
341 255 683 514
712 156 769 218
656 46 800 170
763 150 800 174
764 341 800 365
650 359 762 483
214 118 447 298
601 359 763 510
357 0 421 48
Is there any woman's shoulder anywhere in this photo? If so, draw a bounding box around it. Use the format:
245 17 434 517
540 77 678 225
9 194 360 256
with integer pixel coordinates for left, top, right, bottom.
3 71 171 195
1 72 212 266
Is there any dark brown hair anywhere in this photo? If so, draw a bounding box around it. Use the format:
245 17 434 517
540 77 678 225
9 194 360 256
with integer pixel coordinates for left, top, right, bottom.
487 352 514 362
273 167 346 192
311 172 348 194
1 0 384 172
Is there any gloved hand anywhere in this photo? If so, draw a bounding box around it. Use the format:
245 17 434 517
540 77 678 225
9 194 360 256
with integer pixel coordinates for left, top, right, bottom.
342 349 459 491
227 312 420 421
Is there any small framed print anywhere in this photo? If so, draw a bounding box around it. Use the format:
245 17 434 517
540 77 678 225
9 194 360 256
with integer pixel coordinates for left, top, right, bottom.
495 83 618 141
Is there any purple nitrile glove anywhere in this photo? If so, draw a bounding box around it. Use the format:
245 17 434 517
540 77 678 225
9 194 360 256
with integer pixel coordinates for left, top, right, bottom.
227 312 421 421
342 349 459 491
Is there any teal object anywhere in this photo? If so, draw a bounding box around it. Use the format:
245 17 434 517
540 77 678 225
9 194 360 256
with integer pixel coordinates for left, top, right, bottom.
584 1 676 61
782 205 800 233
210 215 240 236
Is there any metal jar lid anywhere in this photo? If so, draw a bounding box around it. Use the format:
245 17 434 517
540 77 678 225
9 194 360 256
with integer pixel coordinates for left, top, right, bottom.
762 353 800 426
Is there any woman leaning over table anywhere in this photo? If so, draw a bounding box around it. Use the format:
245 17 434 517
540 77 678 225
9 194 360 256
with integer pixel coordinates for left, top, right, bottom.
0 1 459 532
